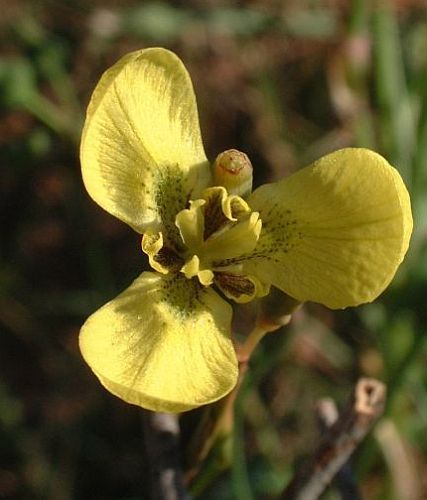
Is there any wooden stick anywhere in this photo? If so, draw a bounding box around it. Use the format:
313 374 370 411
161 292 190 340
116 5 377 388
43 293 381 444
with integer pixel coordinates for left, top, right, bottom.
280 378 386 500
316 398 362 500
142 411 189 500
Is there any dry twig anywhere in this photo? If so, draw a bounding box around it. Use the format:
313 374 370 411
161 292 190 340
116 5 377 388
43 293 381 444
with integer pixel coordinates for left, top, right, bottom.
316 398 362 500
280 378 386 500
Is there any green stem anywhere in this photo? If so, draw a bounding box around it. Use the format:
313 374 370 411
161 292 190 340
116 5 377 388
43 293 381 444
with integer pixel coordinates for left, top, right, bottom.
186 324 269 492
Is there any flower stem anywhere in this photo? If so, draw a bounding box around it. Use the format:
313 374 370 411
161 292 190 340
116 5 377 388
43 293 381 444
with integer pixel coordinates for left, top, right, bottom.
186 290 300 489
237 325 269 364
185 324 269 487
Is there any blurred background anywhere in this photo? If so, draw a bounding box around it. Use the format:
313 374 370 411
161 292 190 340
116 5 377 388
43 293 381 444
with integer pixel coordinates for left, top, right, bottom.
1 0 427 498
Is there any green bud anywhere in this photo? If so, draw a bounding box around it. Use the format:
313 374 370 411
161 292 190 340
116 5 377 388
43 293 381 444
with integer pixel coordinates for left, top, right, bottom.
213 149 253 198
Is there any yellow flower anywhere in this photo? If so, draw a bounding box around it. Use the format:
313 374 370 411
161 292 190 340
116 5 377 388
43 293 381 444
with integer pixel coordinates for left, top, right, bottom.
80 48 412 413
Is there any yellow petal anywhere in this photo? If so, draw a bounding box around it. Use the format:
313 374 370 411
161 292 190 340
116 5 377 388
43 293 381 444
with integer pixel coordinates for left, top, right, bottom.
204 212 262 263
180 254 214 286
80 272 237 412
141 231 168 274
200 187 250 239
222 193 251 221
81 48 210 241
244 148 412 309
175 199 205 251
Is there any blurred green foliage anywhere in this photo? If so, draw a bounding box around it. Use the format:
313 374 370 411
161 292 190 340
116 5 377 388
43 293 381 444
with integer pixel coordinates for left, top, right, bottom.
1 0 427 498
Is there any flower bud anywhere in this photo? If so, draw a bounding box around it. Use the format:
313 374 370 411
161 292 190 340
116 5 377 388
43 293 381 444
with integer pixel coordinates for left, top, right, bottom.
213 149 253 198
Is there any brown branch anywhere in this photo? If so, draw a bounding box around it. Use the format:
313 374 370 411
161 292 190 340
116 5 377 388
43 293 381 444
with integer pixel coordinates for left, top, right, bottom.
280 378 386 500
316 398 362 500
142 411 189 500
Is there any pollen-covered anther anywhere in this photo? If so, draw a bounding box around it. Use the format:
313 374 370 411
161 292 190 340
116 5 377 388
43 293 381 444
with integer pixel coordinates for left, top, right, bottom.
213 149 253 198
142 231 183 274
214 272 270 303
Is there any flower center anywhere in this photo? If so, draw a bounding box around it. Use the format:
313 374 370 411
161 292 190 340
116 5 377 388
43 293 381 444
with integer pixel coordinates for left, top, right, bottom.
141 186 269 303
177 187 261 283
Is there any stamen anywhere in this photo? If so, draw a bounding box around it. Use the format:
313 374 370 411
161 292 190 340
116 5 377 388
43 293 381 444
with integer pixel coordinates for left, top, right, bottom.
203 188 229 239
142 232 183 273
215 273 256 296
214 272 269 303
154 247 184 271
